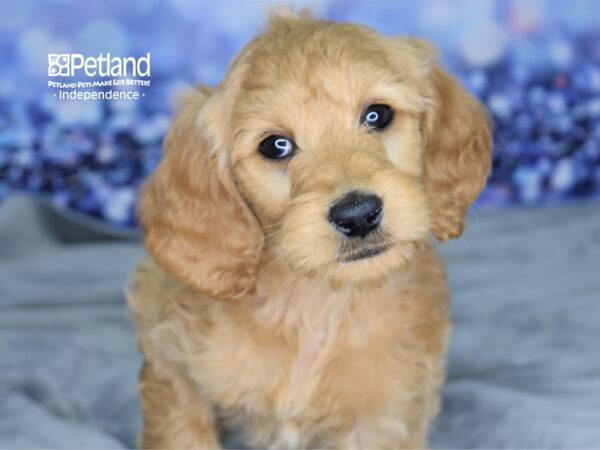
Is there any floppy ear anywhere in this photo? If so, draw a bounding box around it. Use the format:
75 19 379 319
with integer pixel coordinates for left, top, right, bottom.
421 55 493 240
139 87 264 300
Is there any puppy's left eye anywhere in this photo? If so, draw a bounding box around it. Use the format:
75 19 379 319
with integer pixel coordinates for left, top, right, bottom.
362 104 394 130
259 135 295 160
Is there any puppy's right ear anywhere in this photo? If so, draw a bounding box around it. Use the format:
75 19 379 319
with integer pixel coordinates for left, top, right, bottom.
139 87 264 300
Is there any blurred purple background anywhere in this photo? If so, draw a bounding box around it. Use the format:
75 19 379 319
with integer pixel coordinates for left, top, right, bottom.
1 0 600 226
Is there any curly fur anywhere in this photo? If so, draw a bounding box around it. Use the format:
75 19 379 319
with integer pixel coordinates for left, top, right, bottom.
127 10 492 449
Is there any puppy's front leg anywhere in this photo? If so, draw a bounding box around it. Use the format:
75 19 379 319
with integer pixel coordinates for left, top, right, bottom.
138 362 221 449
334 375 444 450
334 416 428 450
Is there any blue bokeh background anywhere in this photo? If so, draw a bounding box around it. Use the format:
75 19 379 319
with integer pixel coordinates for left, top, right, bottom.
1 0 600 226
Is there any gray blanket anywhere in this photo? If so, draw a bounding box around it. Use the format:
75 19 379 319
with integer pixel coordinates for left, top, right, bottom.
1 195 599 449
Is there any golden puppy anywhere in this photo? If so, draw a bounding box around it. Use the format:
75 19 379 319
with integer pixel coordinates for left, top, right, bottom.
127 9 492 449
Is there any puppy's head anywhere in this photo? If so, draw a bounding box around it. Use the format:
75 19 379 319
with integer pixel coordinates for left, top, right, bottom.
140 12 492 299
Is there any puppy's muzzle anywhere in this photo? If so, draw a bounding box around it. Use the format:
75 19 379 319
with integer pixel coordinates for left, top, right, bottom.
328 191 383 238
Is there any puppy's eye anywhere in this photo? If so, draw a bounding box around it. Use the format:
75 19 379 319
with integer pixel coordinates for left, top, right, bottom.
362 104 394 130
259 135 295 160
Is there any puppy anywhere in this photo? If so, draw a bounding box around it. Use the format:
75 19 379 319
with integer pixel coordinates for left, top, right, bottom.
127 10 491 449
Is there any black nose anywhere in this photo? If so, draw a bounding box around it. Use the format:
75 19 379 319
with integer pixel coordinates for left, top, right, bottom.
328 191 383 238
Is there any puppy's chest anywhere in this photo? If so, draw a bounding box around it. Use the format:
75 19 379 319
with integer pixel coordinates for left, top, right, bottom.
192 308 396 424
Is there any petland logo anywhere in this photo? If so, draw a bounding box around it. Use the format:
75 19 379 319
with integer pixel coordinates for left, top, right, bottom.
48 53 151 77
48 53 151 101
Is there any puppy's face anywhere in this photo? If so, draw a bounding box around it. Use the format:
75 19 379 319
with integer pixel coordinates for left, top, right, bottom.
231 21 432 282
141 14 492 299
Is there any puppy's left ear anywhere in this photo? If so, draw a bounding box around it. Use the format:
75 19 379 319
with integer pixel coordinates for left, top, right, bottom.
393 38 493 240
417 41 493 240
423 62 493 240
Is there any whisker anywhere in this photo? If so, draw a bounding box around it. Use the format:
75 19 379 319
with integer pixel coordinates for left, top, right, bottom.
260 249 292 273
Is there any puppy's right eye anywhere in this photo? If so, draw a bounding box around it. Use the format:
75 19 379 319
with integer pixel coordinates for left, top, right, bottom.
259 135 295 160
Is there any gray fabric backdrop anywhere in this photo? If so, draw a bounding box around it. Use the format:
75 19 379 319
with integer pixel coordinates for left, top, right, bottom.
1 195 599 449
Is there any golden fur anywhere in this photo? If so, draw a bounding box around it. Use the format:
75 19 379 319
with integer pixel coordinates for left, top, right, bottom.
127 10 492 449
